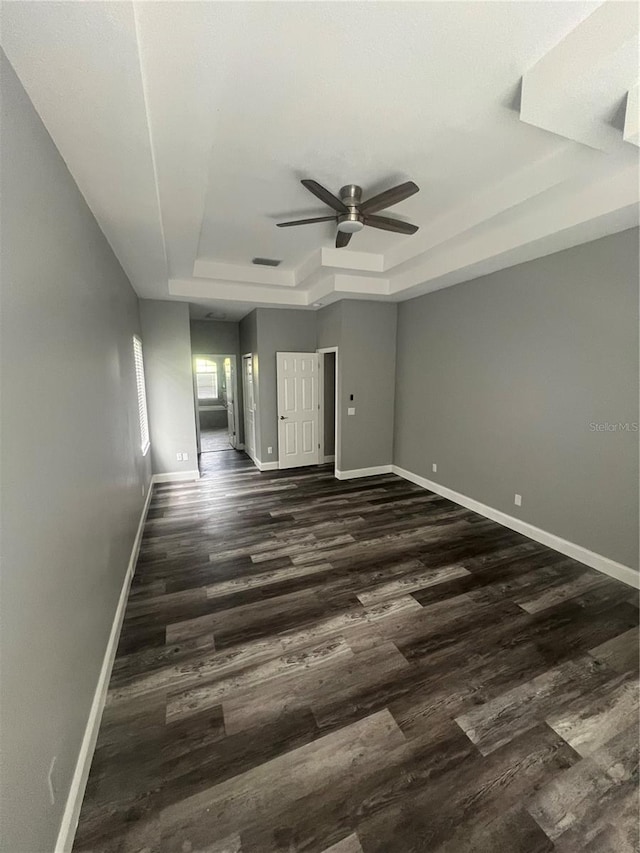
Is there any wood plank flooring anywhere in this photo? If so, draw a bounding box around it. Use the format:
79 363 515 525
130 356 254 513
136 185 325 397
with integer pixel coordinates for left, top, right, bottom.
74 452 640 853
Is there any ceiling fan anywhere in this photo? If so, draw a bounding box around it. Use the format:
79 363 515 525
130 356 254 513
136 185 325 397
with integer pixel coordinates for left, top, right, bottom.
277 179 420 248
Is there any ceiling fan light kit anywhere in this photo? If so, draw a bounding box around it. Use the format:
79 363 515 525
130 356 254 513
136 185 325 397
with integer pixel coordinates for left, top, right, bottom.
277 179 420 247
337 213 364 234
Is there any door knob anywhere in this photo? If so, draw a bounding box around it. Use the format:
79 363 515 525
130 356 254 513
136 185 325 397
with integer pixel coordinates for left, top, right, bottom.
279 415 287 420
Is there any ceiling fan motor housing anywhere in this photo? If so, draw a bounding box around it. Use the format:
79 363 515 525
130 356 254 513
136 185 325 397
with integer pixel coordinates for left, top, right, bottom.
339 184 363 205
338 185 365 232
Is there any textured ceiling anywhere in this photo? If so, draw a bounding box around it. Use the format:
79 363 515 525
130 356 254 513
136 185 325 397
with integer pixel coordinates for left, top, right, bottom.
2 1 638 314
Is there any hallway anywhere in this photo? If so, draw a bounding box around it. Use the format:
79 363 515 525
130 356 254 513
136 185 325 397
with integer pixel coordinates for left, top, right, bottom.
73 453 639 852
200 426 232 453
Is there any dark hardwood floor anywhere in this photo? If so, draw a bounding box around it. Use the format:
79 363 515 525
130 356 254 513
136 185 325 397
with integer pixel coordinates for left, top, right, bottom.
74 451 639 853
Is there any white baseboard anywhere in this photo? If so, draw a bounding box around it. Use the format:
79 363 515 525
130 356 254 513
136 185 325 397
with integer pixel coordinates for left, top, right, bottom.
336 464 393 480
245 447 278 471
55 480 154 853
392 464 639 590
323 455 336 464
151 469 200 484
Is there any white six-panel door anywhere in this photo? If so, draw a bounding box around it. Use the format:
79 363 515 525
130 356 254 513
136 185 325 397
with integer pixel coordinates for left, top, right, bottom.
276 352 319 469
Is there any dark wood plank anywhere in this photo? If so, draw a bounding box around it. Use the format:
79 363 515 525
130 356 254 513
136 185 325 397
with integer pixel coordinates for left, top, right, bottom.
73 451 639 852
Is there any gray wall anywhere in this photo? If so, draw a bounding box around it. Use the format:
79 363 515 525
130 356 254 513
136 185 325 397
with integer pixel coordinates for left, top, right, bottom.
0 52 151 853
255 308 317 463
190 318 239 355
317 301 397 472
394 228 640 570
139 300 198 475
339 301 397 471
316 301 342 349
199 408 227 429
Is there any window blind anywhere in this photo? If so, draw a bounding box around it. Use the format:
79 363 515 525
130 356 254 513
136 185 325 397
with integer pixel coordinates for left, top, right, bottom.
133 336 150 455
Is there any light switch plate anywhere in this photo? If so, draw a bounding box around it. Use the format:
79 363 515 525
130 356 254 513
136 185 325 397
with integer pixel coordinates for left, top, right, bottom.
347 407 355 416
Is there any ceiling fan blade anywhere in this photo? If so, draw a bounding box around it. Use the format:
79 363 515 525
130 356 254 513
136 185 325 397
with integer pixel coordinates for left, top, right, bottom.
301 179 349 213
277 215 337 227
359 181 419 214
364 214 419 234
336 230 352 248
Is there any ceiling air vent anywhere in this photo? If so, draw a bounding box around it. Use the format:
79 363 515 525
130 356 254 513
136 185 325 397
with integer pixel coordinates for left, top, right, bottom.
252 257 282 267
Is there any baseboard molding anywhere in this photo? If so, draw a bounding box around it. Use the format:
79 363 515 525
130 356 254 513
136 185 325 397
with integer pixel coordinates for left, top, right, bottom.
151 469 200 484
245 447 278 471
392 465 639 590
323 455 336 464
55 480 154 853
335 464 393 480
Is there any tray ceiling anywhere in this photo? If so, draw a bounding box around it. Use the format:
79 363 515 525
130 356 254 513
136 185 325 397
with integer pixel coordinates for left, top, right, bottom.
2 1 638 318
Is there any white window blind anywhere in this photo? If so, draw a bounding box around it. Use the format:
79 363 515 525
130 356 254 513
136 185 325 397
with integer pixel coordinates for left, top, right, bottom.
195 358 219 399
133 336 150 456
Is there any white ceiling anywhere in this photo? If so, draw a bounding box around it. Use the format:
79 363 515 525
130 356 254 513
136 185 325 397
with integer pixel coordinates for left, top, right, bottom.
2 1 638 319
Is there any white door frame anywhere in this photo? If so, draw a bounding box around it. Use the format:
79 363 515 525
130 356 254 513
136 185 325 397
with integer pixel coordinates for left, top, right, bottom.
242 353 257 464
317 346 339 472
223 355 240 449
192 352 240 453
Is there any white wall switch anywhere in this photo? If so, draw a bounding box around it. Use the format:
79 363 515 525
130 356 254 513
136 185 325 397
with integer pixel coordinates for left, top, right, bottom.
432 463 437 473
183 453 188 461
514 494 522 506
267 446 273 454
347 407 355 416
176 452 183 461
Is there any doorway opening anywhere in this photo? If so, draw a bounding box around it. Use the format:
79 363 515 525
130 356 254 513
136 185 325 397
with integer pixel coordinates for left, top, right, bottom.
318 347 338 474
193 353 239 455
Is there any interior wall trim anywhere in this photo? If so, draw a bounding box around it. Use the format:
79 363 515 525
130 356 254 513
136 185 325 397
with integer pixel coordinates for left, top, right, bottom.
392 464 639 590
335 465 393 480
151 470 200 484
55 480 154 853
245 446 259 468
244 446 278 472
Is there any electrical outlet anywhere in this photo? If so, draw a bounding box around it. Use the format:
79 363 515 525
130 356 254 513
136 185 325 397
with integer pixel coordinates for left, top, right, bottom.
432 463 437 473
267 446 273 455
514 494 522 507
176 452 183 461
347 407 355 416
47 756 57 805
